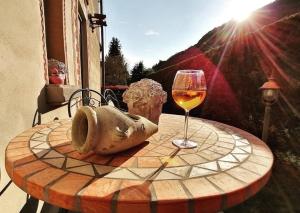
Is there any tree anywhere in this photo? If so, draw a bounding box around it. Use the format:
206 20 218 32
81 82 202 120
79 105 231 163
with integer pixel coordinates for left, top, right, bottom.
105 55 128 85
105 37 128 85
108 37 122 57
144 68 155 76
130 61 145 83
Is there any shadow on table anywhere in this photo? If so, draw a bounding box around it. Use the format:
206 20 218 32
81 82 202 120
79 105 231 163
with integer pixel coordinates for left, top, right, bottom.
147 148 181 180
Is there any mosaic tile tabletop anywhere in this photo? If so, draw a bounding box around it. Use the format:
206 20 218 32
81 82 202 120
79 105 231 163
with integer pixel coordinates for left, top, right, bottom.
5 114 273 213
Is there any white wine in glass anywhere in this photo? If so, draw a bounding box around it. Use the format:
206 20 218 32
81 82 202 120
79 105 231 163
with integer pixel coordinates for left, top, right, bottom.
172 70 207 148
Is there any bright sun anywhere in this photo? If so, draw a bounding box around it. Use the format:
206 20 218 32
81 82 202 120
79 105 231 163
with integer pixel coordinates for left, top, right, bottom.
228 0 275 22
233 9 252 22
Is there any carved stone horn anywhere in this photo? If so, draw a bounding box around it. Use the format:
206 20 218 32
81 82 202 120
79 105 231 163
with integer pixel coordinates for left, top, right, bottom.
71 106 98 153
71 106 158 155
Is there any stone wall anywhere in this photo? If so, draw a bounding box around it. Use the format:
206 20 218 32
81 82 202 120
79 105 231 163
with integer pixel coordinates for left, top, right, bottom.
0 1 102 210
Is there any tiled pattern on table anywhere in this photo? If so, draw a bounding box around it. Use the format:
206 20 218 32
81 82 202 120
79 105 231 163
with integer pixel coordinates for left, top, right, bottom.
25 116 255 180
6 114 273 213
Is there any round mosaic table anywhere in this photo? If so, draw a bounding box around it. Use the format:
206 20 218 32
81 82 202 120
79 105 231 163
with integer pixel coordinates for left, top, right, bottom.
5 114 273 213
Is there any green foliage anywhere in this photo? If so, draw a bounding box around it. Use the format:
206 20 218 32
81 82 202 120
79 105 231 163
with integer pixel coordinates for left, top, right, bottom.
130 61 146 83
152 60 164 71
144 68 156 76
105 37 128 85
108 37 122 57
105 55 128 85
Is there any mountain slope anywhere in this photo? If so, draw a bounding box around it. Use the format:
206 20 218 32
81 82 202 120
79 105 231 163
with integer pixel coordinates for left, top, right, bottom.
149 1 300 134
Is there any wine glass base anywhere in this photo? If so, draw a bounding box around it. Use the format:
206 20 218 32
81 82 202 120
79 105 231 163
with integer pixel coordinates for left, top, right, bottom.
172 139 197 149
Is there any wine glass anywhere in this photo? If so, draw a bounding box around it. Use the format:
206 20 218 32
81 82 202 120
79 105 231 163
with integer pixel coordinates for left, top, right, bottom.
172 70 207 148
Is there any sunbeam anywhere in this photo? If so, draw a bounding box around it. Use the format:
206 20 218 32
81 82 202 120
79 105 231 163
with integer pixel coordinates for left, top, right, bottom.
207 23 238 95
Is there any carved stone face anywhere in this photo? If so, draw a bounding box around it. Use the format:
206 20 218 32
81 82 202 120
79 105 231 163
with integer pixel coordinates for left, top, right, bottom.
72 106 158 155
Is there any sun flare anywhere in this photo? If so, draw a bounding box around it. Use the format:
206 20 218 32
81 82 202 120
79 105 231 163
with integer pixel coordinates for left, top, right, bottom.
232 8 253 22
228 0 275 22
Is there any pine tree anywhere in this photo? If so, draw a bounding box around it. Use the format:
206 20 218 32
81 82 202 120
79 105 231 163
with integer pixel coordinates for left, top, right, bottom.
130 61 145 83
105 37 128 85
108 37 122 57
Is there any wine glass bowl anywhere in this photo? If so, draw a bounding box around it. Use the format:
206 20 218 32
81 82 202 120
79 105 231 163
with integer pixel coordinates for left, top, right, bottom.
172 89 206 111
172 70 207 148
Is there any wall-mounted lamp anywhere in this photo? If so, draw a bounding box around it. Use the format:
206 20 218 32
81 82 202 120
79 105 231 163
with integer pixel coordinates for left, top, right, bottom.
88 13 107 32
260 77 280 142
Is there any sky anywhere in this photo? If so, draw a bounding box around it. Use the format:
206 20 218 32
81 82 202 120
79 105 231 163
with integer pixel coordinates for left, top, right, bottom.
103 0 274 69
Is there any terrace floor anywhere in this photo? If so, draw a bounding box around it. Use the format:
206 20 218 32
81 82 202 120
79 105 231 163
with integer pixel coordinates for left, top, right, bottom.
228 131 300 213
228 159 300 213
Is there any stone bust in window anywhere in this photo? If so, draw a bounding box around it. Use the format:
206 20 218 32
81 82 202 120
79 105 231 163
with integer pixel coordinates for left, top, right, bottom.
48 58 67 85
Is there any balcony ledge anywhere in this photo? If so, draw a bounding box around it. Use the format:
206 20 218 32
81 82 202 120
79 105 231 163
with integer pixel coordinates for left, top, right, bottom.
46 84 80 106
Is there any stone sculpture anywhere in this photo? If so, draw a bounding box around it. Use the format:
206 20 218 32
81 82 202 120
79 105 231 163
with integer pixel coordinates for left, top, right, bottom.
71 105 158 155
48 58 67 84
122 78 167 124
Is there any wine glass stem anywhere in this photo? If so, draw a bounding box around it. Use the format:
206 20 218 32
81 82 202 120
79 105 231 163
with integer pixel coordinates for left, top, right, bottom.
183 110 189 145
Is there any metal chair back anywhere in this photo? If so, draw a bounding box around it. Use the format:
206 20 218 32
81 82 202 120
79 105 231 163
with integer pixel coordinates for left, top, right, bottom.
103 88 121 109
68 88 107 117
